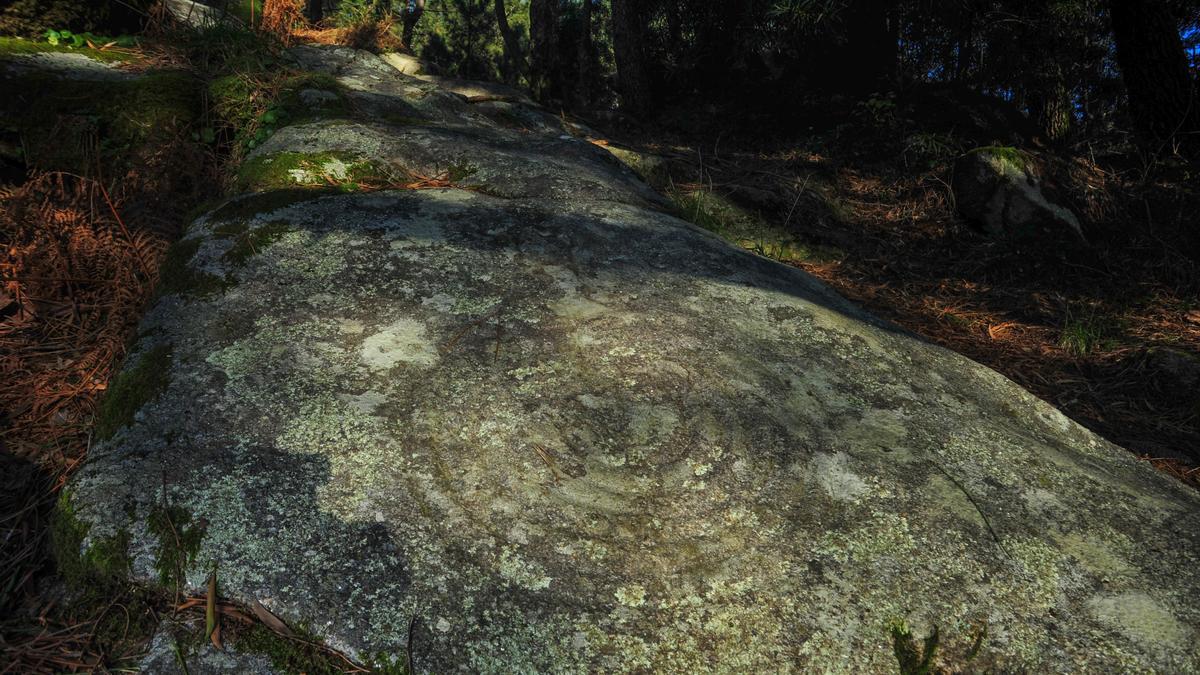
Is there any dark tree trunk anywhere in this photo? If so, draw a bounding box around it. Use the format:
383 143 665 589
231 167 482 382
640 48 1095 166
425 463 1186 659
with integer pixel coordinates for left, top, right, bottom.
306 0 322 23
529 0 561 102
1031 63 1074 143
812 0 897 97
1110 0 1198 152
839 0 898 96
402 0 426 52
494 0 522 85
575 0 594 107
611 0 652 114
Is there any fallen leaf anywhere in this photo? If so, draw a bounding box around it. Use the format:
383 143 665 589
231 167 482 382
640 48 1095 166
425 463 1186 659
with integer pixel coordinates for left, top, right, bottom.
176 596 205 611
205 573 218 642
252 599 294 636
1186 310 1200 325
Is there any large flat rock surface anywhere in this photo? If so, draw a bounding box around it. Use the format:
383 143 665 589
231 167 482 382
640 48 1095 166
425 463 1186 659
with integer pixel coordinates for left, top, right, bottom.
67 46 1200 673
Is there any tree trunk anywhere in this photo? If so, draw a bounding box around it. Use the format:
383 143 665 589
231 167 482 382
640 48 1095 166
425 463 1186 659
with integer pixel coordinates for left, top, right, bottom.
575 0 594 107
494 0 522 85
529 0 561 102
610 0 651 114
306 0 322 23
839 0 898 96
1032 63 1074 143
1110 0 1198 152
402 0 426 52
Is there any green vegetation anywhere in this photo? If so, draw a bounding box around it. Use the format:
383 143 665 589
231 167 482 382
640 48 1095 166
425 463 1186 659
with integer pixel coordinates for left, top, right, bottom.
890 619 988 674
228 0 264 28
969 146 1031 173
50 490 130 587
447 161 478 182
49 490 161 665
158 238 234 297
93 344 173 441
235 624 357 675
147 504 206 589
605 146 672 188
215 220 293 264
236 151 397 192
3 69 199 173
669 188 843 266
891 620 940 675
0 34 135 62
210 71 350 152
1059 311 1120 357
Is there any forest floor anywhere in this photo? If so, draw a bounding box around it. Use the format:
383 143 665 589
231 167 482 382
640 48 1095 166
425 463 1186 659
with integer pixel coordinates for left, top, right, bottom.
590 107 1200 490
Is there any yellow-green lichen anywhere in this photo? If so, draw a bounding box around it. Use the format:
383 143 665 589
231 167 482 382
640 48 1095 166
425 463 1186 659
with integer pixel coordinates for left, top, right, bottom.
236 152 396 193
93 344 172 440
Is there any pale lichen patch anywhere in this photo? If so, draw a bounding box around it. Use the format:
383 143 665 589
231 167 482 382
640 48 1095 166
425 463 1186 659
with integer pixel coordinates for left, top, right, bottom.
360 318 438 370
497 546 552 591
810 451 870 502
1087 592 1188 652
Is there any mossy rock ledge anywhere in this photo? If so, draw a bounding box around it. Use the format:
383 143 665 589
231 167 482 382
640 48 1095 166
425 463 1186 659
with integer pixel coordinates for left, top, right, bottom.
66 45 1200 673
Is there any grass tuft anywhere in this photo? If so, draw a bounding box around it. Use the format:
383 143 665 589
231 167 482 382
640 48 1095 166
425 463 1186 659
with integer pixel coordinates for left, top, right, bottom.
1058 311 1119 357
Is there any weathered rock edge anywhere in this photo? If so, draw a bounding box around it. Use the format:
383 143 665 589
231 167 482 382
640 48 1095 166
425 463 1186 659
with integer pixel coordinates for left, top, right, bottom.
63 45 1200 673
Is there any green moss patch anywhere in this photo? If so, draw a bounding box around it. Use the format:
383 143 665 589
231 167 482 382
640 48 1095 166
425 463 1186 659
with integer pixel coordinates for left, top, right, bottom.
148 505 207 589
236 151 396 192
50 490 161 663
605 146 672 189
669 188 844 265
94 344 172 441
216 220 292 264
50 489 131 587
234 624 359 675
969 145 1031 173
157 238 233 297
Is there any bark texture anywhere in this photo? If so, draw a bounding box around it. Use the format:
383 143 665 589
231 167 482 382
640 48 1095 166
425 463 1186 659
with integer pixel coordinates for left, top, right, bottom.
610 0 652 114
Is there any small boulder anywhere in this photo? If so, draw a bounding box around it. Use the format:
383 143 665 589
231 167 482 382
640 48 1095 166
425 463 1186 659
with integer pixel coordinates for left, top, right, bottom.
1146 346 1200 395
953 147 1083 240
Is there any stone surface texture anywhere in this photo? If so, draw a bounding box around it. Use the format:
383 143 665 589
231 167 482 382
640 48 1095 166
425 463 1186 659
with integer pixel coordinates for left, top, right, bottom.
1 50 138 80
67 45 1200 673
